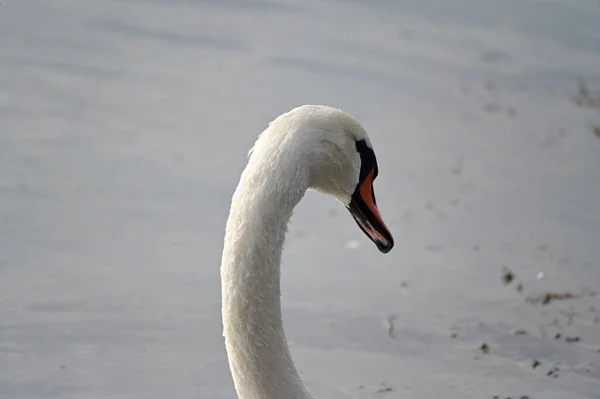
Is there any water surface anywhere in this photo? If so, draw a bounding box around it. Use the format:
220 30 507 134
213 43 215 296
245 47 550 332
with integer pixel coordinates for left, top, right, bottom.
1 1 600 398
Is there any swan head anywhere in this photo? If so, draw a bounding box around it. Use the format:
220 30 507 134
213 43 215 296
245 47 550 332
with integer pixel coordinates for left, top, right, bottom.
270 105 394 253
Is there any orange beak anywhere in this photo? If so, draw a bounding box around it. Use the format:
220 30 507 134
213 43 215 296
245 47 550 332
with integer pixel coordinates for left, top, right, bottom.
346 169 394 253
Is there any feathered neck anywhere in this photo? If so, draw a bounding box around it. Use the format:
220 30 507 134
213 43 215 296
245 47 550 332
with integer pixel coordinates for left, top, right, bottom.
220 127 313 399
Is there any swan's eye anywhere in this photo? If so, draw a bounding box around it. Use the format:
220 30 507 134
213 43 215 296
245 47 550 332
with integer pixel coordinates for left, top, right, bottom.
355 139 378 182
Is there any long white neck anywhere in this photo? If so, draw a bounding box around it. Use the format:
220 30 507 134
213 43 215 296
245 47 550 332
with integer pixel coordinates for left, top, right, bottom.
220 136 313 399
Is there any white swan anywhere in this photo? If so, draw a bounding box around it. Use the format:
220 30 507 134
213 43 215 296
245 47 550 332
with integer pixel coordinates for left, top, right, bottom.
220 105 394 399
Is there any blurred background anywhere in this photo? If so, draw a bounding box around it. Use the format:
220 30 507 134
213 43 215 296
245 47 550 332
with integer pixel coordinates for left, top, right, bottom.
1 1 600 398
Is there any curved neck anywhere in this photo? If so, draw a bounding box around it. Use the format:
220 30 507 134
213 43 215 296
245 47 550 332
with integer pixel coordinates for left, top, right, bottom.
220 149 313 399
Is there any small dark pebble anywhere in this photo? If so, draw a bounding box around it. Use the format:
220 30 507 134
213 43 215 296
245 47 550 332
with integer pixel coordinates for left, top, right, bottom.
502 267 514 285
565 336 581 343
516 283 523 293
541 292 576 305
554 333 562 340
514 329 528 335
377 387 393 393
480 342 490 354
532 359 540 369
451 332 458 338
546 366 560 378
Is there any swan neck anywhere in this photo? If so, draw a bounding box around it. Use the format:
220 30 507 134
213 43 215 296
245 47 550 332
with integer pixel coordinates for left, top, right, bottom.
220 156 312 399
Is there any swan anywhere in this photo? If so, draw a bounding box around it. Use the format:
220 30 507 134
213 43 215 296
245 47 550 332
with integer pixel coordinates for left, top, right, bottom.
220 105 394 399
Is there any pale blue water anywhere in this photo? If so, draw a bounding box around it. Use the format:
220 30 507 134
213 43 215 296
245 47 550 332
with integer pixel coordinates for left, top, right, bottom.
1 1 600 398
